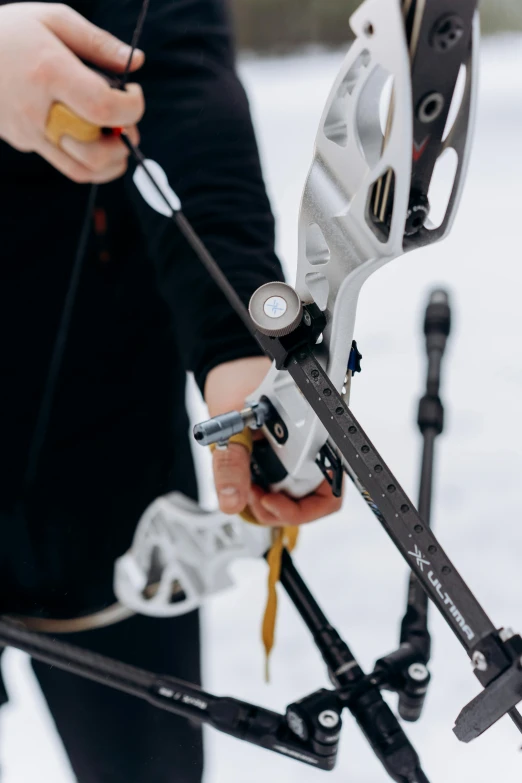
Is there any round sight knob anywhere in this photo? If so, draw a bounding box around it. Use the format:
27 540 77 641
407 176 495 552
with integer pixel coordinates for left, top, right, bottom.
249 282 303 337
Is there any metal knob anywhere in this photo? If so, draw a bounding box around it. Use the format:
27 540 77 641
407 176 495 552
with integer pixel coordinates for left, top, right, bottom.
249 282 303 338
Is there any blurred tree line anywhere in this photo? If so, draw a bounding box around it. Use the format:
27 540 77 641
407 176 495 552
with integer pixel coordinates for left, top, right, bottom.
230 0 522 52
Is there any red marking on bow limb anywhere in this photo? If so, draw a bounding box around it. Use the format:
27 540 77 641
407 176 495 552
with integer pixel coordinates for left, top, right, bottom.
413 136 430 162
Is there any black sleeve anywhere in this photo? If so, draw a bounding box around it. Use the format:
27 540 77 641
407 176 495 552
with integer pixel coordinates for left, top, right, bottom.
95 0 284 393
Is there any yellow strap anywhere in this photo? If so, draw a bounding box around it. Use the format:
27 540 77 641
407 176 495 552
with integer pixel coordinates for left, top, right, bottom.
210 426 299 680
45 103 102 146
261 525 299 681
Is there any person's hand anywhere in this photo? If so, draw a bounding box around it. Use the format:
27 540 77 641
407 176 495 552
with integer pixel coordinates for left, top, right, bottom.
0 2 144 183
204 356 343 526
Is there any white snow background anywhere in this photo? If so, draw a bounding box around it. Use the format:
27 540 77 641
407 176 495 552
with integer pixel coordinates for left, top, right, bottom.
2 35 522 782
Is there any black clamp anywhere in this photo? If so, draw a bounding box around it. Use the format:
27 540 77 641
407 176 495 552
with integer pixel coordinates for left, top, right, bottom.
286 689 342 761
374 646 431 724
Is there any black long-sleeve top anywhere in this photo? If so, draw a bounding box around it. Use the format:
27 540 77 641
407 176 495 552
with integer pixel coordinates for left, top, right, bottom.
0 0 283 616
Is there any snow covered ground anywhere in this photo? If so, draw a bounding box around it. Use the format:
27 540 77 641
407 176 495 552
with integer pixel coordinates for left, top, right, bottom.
2 34 522 783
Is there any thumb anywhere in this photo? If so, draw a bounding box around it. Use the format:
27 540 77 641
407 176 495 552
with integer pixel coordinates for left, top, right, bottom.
213 444 251 515
43 5 145 73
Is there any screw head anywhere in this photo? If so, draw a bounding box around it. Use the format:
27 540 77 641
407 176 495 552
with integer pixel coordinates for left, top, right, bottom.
417 92 445 124
273 422 285 441
408 663 429 682
431 14 465 52
318 710 340 729
472 651 488 672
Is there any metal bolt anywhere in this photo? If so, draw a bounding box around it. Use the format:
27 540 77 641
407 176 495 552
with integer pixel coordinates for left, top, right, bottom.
311 369 319 379
335 407 344 416
428 545 437 554
324 388 332 397
414 524 423 533
417 92 445 124
401 504 410 513
318 710 340 729
348 426 357 434
375 465 383 473
442 566 451 575
408 663 429 682
387 484 396 493
472 652 488 672
263 296 288 319
304 311 312 327
274 423 285 441
431 14 465 52
361 445 370 454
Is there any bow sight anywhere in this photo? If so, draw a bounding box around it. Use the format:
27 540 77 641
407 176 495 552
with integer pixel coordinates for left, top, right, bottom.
4 0 522 780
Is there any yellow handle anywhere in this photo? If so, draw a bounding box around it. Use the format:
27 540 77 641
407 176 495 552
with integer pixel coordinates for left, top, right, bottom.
45 102 102 146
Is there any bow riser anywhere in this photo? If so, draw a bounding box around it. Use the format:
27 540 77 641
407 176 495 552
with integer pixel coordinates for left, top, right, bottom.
248 0 479 499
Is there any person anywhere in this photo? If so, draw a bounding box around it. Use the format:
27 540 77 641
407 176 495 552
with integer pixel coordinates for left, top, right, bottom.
0 2 342 781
